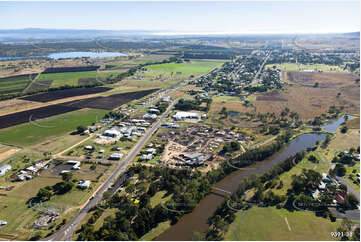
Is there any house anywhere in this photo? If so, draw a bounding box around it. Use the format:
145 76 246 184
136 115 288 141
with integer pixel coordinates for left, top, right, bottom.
146 148 157 154
0 164 11 176
161 122 180 129
0 220 7 226
140 154 154 161
78 180 91 189
109 153 124 160
89 126 97 133
353 154 360 161
149 108 160 114
103 129 121 138
25 166 38 173
160 96 172 103
143 113 157 120
67 160 81 170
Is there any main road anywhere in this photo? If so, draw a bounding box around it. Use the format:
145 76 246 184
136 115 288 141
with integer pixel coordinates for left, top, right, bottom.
44 100 177 241
250 50 271 85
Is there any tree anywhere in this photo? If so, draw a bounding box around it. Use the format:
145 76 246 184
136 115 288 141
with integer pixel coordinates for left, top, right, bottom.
322 134 332 148
61 172 73 182
37 188 52 201
339 184 348 192
334 163 346 176
77 125 86 134
340 126 348 134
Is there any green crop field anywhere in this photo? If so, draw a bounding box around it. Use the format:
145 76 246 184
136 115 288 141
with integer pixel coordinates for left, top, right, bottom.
0 108 107 146
225 207 341 241
0 75 31 94
36 71 125 88
146 59 225 73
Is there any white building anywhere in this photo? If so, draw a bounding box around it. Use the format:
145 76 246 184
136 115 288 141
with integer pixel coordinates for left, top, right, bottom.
109 153 124 160
67 160 81 170
0 164 11 176
103 129 121 138
172 112 199 121
78 180 91 189
143 113 157 120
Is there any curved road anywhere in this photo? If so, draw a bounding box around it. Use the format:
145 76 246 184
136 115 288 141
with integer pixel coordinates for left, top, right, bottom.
44 100 176 241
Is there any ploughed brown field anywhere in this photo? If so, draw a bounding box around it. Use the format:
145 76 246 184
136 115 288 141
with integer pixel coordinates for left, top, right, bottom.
63 88 159 110
20 86 112 102
212 71 360 120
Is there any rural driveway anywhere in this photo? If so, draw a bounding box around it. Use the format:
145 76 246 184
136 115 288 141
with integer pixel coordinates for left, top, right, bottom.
336 176 360 201
329 207 360 221
43 100 177 241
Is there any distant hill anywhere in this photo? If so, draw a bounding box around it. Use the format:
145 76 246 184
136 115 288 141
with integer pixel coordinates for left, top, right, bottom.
0 28 157 42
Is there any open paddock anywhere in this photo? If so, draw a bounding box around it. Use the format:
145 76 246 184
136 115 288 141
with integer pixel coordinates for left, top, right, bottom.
211 72 359 120
286 71 358 88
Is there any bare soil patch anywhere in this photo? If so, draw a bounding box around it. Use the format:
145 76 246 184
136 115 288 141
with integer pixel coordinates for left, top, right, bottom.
64 89 158 110
0 148 19 161
20 87 112 102
0 104 80 129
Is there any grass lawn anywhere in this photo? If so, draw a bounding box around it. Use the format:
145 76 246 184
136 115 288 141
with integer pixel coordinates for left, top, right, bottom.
0 108 107 146
140 220 171 241
225 206 341 241
0 176 61 240
150 190 173 208
326 129 360 160
345 164 360 192
94 208 117 230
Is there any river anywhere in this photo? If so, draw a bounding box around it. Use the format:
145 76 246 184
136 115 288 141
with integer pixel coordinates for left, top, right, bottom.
156 132 327 240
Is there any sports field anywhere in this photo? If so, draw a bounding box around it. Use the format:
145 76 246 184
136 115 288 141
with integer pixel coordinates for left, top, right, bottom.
225 207 341 241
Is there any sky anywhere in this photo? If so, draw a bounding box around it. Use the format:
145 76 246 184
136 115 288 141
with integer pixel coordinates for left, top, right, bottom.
0 1 359 34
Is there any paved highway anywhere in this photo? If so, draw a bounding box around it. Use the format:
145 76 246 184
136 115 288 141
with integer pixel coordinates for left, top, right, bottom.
44 100 177 241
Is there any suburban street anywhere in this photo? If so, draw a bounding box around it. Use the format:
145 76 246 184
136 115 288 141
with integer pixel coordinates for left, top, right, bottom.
43 100 177 241
250 50 271 85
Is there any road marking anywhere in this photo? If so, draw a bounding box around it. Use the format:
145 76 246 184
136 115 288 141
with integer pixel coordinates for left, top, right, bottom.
285 217 291 231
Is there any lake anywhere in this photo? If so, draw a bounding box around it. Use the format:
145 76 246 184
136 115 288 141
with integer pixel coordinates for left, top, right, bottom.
47 51 127 59
0 51 127 60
